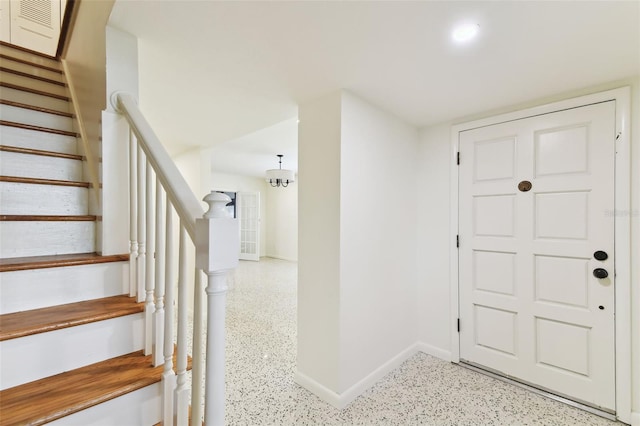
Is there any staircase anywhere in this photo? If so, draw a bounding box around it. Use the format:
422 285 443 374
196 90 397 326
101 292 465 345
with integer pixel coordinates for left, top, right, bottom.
0 43 164 425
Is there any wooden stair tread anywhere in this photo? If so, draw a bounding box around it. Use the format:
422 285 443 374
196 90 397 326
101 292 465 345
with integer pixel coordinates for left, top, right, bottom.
0 215 96 221
0 350 190 426
0 82 69 101
0 295 143 341
0 54 63 74
0 99 73 117
0 67 66 87
0 252 129 272
0 41 59 61
0 120 77 137
0 175 89 188
0 145 82 160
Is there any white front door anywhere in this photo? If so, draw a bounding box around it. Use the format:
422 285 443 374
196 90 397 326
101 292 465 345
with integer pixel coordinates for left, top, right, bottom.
237 191 260 261
458 101 616 412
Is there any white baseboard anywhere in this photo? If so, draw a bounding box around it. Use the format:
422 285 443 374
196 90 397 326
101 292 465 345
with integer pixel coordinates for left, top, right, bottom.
295 343 419 409
263 255 298 262
415 342 452 362
630 411 640 426
294 370 342 409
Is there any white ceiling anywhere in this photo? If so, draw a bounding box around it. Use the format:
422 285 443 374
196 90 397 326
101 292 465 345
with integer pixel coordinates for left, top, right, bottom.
108 1 639 177
207 117 298 178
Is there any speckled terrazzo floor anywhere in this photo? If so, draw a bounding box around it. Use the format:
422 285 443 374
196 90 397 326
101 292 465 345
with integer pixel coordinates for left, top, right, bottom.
190 257 620 425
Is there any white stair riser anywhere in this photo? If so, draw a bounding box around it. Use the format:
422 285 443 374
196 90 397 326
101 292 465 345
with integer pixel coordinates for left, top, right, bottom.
0 182 88 215
0 150 82 181
0 262 129 314
0 46 60 70
0 71 68 97
0 124 77 154
0 221 95 258
0 151 82 181
47 383 161 426
0 103 73 131
0 313 144 390
0 86 71 113
1 60 64 83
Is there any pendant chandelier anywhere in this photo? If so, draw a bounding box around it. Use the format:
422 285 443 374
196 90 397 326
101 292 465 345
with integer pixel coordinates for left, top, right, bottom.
265 154 295 188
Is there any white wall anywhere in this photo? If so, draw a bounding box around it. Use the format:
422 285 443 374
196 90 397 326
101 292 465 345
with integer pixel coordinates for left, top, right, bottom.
210 171 268 258
297 90 419 406
105 26 139 106
265 183 298 261
63 0 114 252
415 122 452 356
339 91 419 392
415 77 640 422
630 78 640 426
297 91 342 394
173 148 211 310
174 150 293 262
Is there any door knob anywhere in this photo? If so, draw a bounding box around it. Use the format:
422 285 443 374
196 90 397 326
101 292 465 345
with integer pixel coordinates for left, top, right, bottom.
593 268 608 279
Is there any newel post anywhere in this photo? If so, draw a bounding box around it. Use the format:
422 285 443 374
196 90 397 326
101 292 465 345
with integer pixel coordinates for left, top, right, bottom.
196 191 239 426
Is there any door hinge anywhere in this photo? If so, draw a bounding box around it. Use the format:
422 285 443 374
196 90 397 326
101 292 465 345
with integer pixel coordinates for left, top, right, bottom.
457 318 460 332
456 235 459 248
457 151 460 165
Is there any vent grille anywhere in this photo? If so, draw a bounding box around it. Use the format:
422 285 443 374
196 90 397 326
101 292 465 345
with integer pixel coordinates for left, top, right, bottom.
20 0 51 27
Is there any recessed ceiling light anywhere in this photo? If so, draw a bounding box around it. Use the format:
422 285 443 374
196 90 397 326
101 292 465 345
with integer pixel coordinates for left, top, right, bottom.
452 23 480 44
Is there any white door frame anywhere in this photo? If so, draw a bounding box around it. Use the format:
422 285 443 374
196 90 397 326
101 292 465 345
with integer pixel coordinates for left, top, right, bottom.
449 87 631 423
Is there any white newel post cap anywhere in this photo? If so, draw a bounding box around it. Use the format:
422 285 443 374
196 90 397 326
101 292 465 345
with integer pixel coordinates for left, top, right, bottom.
196 192 239 272
203 191 232 219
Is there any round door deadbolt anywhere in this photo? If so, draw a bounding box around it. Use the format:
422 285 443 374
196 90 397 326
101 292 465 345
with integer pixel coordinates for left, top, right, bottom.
518 181 532 192
599 305 605 310
594 250 608 261
593 268 608 279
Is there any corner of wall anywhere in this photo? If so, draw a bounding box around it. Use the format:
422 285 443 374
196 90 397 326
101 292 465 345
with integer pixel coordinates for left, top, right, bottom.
296 343 420 410
415 342 452 362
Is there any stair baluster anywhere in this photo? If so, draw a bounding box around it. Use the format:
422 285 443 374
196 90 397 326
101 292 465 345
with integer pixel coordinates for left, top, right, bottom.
136 143 146 302
191 268 205 425
176 225 190 425
153 178 166 367
128 130 138 298
145 163 155 355
162 198 176 425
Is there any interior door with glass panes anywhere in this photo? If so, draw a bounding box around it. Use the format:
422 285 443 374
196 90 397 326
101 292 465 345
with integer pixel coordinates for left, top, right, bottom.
458 101 616 412
237 191 260 261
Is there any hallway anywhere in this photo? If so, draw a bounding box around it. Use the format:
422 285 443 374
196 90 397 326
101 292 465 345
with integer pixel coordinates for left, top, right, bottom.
222 258 617 425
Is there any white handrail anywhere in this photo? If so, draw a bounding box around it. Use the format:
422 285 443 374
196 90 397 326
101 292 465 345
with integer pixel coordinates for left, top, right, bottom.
115 93 204 241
